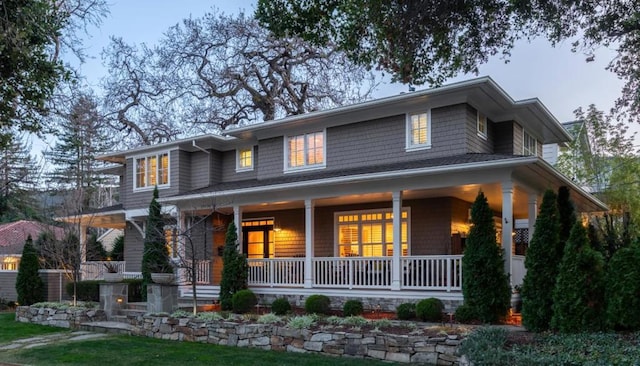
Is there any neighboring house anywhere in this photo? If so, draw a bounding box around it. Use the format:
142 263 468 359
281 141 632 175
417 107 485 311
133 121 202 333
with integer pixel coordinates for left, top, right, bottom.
98 228 124 254
63 77 607 309
0 220 65 301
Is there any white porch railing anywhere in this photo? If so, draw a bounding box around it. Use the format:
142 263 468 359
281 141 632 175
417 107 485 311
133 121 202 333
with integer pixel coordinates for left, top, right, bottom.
247 255 463 291
248 258 305 287
179 260 211 284
80 261 126 280
512 255 526 286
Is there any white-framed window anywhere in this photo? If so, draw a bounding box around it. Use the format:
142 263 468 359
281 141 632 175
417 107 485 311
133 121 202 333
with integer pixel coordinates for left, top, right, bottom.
406 111 431 150
285 131 325 171
335 208 410 257
477 111 487 139
236 147 254 171
134 152 170 190
165 226 178 259
523 130 537 156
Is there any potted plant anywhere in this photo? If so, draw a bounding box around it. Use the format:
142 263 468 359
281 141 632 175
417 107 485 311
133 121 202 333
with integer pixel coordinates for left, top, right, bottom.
103 262 123 282
511 285 522 313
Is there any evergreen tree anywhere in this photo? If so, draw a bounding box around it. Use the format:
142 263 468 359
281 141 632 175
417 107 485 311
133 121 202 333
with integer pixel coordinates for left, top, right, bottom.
15 235 44 305
219 222 248 310
557 186 576 249
141 187 172 295
551 222 605 332
521 190 560 331
605 242 640 330
461 191 511 323
85 232 107 261
110 234 125 261
0 132 41 222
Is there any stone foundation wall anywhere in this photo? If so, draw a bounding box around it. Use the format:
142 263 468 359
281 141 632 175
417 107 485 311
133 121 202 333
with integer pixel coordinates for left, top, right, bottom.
15 306 107 328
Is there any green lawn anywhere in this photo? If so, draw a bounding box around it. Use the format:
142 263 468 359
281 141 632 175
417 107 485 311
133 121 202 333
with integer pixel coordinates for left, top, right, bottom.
0 312 69 343
0 312 394 366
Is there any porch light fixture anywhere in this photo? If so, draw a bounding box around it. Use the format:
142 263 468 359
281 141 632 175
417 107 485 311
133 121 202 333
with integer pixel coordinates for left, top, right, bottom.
116 297 124 304
274 227 282 232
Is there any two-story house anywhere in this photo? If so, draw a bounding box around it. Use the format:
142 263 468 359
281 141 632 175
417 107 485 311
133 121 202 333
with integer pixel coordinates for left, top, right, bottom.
66 77 606 309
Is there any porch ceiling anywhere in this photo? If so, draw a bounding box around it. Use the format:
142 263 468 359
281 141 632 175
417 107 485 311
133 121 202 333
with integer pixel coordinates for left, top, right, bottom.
56 211 126 229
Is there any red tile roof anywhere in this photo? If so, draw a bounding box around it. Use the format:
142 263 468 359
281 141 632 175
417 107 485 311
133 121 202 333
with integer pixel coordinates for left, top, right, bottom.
0 220 65 255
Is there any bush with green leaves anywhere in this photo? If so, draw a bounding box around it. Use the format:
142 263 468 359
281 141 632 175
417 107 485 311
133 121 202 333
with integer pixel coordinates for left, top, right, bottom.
521 189 560 332
605 242 640 330
15 235 44 305
232 289 257 314
110 234 124 261
454 304 476 323
219 222 248 310
66 281 100 302
461 191 511 323
270 297 291 315
416 298 444 322
342 299 363 316
396 303 416 320
551 222 605 332
304 294 331 315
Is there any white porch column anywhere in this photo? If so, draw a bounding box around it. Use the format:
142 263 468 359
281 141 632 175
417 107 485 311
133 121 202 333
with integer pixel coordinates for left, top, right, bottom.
391 191 402 291
80 225 87 263
501 182 514 282
304 199 315 288
233 205 243 253
528 194 538 242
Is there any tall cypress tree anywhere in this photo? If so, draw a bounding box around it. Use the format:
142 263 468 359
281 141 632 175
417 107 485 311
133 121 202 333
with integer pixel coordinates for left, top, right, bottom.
141 187 172 295
15 235 45 305
219 221 248 310
551 221 605 332
557 186 576 251
461 191 511 323
521 189 560 331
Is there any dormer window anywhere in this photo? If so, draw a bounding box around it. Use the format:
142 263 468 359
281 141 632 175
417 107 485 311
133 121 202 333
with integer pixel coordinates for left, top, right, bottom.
477 111 487 139
236 147 254 171
285 131 325 171
523 131 537 156
134 152 169 189
406 111 431 150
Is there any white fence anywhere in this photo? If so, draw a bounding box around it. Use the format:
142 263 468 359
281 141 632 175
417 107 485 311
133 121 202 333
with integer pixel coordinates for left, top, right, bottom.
247 255 463 291
81 261 126 280
179 260 211 284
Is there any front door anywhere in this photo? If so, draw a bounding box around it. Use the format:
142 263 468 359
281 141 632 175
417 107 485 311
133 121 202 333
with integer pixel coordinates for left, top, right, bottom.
242 220 274 259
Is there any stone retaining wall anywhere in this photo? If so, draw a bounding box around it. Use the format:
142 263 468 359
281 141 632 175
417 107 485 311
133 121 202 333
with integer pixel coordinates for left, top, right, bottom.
15 306 107 328
16 306 461 365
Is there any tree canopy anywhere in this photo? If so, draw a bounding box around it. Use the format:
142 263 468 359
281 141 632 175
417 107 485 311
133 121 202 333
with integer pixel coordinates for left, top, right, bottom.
256 1 640 119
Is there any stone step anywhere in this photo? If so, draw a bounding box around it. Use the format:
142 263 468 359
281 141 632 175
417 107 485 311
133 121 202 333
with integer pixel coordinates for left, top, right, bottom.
126 302 147 311
78 321 135 335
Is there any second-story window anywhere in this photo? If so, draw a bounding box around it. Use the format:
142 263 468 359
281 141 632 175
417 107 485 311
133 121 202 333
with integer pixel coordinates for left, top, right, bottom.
286 131 325 170
135 152 169 189
523 131 537 156
477 111 487 139
237 147 254 171
406 111 431 150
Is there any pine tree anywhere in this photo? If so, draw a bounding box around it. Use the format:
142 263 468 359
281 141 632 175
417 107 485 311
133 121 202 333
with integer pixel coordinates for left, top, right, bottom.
15 235 45 305
521 190 560 331
219 222 248 310
141 187 172 295
557 186 576 251
461 191 511 323
85 232 107 261
551 222 605 332
110 235 125 261
0 132 40 222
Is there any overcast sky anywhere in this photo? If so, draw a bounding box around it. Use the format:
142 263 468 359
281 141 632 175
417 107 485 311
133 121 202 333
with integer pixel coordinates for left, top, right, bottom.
75 0 624 126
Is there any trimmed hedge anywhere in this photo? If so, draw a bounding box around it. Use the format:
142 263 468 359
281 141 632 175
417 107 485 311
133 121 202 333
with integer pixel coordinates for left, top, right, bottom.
66 281 100 302
396 303 416 320
455 304 476 323
343 300 363 316
232 289 257 314
416 298 444 322
304 294 331 315
271 298 291 315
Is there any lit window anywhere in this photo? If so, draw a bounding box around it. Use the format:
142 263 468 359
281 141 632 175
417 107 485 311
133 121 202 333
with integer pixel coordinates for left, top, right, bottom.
237 147 254 171
523 131 537 156
165 227 178 259
336 209 409 257
134 152 170 189
406 111 431 150
477 111 487 138
285 131 325 170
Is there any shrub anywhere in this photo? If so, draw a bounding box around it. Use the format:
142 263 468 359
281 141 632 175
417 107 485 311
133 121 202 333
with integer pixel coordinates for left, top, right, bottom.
454 304 477 323
342 300 363 316
605 243 640 330
231 289 257 314
396 303 416 320
258 313 282 324
271 297 291 315
458 327 513 365
219 222 248 310
287 315 318 329
461 191 511 323
110 235 125 261
16 236 44 305
416 298 444 322
304 294 331 315
66 281 100 302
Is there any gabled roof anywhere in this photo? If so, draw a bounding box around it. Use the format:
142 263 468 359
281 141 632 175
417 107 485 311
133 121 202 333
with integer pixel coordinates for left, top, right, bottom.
0 220 64 255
